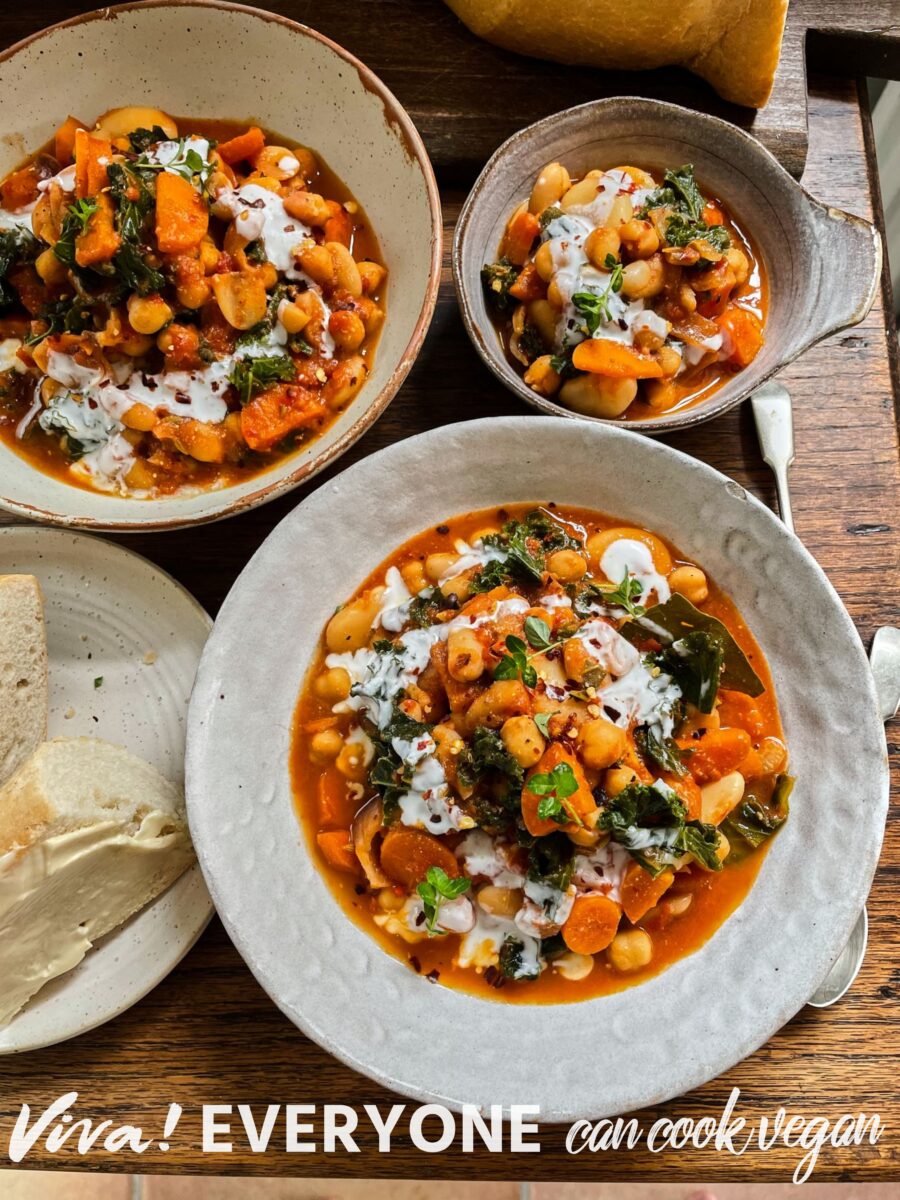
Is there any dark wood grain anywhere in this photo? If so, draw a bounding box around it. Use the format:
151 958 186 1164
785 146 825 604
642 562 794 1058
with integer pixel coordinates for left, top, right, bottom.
0 1 898 1182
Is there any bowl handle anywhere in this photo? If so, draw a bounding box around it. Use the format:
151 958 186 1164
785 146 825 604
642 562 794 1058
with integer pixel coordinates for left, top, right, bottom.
807 203 882 338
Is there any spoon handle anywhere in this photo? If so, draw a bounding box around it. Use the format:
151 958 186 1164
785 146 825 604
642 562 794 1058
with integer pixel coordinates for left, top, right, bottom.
871 626 900 722
750 382 796 535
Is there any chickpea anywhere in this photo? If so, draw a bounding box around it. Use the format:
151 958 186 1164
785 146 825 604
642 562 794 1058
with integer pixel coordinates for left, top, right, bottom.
643 379 679 413
325 588 384 652
327 242 363 296
309 728 343 763
400 560 428 594
656 344 682 376
121 402 157 432
34 247 68 286
584 226 621 269
668 565 709 605
336 741 368 781
358 260 387 295
323 356 368 409
578 718 627 770
554 951 594 982
546 548 587 581
253 145 301 181
296 242 336 288
618 218 660 259
127 292 174 335
425 552 459 583
283 189 330 226
447 627 486 682
546 279 565 310
528 299 559 347
725 247 750 285
608 929 653 972
500 715 545 768
529 162 571 214
560 374 637 419
356 297 384 337
123 459 155 490
699 771 745 826
620 254 665 299
523 355 561 397
378 887 405 912
314 667 352 703
329 310 366 351
662 893 693 918
198 236 220 274
477 885 524 919
604 765 640 797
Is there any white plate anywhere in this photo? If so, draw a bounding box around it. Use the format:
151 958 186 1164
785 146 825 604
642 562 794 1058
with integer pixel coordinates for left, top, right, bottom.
186 417 888 1119
0 527 213 1053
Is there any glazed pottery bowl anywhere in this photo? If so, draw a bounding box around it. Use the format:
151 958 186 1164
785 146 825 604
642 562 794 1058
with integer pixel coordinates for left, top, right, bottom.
186 416 888 1119
0 0 441 531
453 97 881 433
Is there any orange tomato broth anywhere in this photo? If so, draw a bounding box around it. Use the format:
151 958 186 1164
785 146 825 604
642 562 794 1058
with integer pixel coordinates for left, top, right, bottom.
491 166 767 422
290 503 785 1005
0 116 385 496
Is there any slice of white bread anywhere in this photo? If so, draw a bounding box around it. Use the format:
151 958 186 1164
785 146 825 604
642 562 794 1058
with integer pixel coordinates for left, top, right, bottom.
0 737 195 1026
444 0 788 109
0 575 48 788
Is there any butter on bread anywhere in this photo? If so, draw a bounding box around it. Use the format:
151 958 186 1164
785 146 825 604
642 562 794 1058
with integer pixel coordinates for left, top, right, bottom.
0 737 194 1026
443 0 789 109
0 575 48 787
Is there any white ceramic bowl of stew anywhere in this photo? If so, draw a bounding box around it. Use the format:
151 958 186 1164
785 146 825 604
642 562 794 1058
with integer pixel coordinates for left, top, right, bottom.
0 0 441 530
186 416 888 1119
453 98 881 433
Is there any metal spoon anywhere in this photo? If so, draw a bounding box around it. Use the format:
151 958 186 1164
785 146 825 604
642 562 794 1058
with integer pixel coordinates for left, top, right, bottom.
751 383 900 1006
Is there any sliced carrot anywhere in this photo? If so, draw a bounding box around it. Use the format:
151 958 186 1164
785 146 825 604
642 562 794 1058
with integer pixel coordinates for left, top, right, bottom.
572 339 664 379
716 690 765 739
7 264 48 316
562 894 622 955
620 863 674 924
218 126 266 166
155 171 209 254
240 384 327 452
74 128 111 198
379 827 459 889
75 192 121 267
317 772 349 828
522 742 597 838
680 727 752 784
702 201 724 226
716 307 763 368
316 829 359 874
501 208 540 266
0 165 41 211
662 772 702 821
55 116 87 167
323 201 353 248
509 262 546 303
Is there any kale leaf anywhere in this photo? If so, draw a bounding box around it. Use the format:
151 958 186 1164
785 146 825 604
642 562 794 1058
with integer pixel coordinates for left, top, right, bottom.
526 831 575 892
128 126 172 154
722 774 793 853
229 352 296 405
0 226 39 309
498 936 541 981
457 726 524 793
599 782 721 876
635 725 688 777
481 258 519 312
650 630 725 715
369 707 433 824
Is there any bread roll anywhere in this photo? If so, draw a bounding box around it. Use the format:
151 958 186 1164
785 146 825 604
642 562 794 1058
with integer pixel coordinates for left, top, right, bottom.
0 575 48 787
0 737 195 1025
444 0 788 109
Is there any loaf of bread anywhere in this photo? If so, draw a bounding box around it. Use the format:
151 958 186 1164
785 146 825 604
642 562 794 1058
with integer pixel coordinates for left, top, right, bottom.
0 575 48 787
444 0 789 109
0 737 195 1026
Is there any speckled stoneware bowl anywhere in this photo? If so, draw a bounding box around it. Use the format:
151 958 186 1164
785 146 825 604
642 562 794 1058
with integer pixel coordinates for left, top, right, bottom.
186 417 888 1119
0 0 441 531
453 98 881 434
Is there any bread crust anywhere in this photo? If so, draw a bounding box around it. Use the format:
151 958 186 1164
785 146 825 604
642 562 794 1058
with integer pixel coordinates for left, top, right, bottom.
444 0 788 109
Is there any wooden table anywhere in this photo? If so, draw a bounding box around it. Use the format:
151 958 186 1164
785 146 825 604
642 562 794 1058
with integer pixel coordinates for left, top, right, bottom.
0 0 898 1182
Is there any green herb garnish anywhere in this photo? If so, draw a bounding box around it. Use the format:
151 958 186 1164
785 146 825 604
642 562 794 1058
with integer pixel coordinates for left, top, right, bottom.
417 867 471 933
571 262 624 334
493 634 538 688
528 762 583 827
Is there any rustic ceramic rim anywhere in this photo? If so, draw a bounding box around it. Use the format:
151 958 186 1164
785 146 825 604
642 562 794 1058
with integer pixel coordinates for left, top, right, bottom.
452 96 882 435
0 0 443 532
